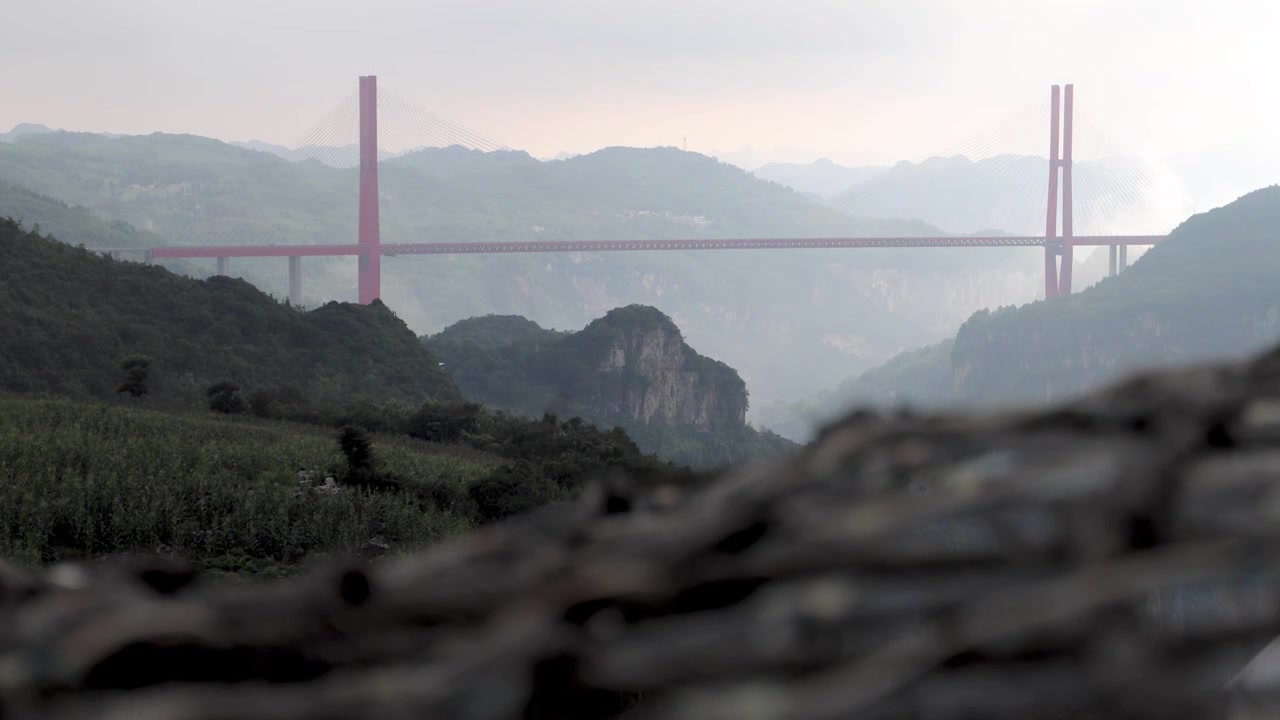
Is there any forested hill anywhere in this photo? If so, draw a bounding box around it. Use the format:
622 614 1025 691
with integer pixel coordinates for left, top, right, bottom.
950 185 1280 405
0 131 1046 406
790 185 1280 423
0 180 164 250
425 307 795 467
0 217 460 407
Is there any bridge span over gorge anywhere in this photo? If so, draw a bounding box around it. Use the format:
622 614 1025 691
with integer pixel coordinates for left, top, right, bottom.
130 77 1165 305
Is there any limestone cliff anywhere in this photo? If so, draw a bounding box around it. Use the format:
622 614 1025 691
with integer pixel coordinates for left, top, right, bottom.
425 306 787 466
567 305 746 431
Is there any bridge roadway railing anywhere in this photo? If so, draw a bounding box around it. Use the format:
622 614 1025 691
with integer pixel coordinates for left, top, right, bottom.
132 234 1165 259
99 235 1165 306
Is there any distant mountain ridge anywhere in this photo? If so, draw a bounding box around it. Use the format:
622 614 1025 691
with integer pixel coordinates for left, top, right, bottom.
1 124 54 143
0 130 1050 405
753 158 887 198
828 154 1181 236
231 139 543 171
389 146 541 175
232 139 419 168
544 151 580 162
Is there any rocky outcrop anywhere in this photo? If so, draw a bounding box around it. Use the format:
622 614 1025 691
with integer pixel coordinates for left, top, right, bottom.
571 305 747 431
426 306 749 434
10 341 1280 717
426 307 783 467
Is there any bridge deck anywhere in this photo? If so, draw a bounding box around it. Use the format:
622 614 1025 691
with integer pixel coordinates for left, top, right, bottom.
139 235 1165 259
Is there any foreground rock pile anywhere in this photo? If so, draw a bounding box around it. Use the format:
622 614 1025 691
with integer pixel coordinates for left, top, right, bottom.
10 350 1280 718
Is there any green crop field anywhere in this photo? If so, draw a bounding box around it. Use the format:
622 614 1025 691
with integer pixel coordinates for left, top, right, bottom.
0 395 501 575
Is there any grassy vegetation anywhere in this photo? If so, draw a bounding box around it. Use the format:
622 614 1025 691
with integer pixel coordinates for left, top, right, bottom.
0 394 499 574
760 185 1280 421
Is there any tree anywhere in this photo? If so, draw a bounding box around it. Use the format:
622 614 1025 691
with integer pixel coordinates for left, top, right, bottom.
206 381 245 414
337 425 375 476
116 356 151 399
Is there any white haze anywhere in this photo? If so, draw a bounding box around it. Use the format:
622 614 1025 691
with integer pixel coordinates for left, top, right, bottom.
1 0 1277 203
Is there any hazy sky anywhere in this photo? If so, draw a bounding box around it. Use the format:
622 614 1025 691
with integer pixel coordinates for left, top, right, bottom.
2 0 1278 169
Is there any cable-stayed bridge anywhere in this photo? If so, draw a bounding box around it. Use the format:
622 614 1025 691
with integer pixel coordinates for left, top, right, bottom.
124 77 1169 305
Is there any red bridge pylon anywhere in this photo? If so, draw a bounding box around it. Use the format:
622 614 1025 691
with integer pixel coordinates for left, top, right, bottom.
1044 83 1075 298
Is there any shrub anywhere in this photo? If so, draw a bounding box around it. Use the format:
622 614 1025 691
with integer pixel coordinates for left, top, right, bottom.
206 381 245 414
116 356 151 399
338 425 375 475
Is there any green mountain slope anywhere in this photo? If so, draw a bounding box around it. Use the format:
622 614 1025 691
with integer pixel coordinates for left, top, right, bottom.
0 132 1047 403
0 180 164 249
425 307 794 467
0 216 709 568
0 217 461 407
949 185 1280 405
767 185 1280 430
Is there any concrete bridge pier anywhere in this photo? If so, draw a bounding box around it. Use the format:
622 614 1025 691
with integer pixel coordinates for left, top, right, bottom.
1108 244 1134 277
216 257 229 276
288 256 302 306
